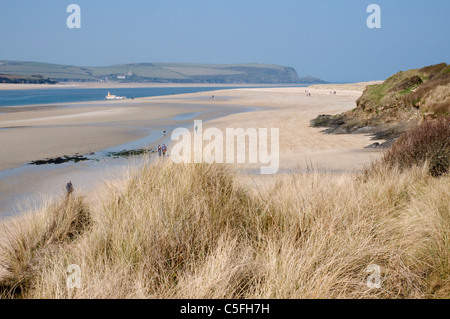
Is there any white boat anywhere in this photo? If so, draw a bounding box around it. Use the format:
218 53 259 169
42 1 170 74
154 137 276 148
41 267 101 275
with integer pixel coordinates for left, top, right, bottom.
105 91 126 100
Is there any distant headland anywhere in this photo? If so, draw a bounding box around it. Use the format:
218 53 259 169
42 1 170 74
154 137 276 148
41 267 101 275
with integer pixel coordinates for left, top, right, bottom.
0 60 326 85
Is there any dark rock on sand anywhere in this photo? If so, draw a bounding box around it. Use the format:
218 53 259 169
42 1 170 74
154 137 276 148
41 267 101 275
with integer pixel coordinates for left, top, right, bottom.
29 155 89 165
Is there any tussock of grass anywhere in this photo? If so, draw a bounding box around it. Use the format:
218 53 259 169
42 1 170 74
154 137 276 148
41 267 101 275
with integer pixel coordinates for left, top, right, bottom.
0 195 90 297
420 84 450 115
0 160 449 299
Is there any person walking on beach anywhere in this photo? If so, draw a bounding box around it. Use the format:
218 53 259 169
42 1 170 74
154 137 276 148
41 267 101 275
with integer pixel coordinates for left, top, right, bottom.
162 144 167 157
66 181 74 195
158 145 162 157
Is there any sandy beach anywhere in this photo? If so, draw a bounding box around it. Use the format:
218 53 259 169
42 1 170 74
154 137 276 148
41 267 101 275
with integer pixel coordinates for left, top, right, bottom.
197 86 383 171
0 83 383 218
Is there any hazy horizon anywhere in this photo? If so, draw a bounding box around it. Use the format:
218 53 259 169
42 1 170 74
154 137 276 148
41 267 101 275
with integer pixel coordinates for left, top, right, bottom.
0 0 449 82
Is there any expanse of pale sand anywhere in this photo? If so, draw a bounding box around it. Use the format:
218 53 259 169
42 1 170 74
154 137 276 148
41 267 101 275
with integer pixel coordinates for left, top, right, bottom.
0 82 382 172
0 82 384 219
151 83 384 172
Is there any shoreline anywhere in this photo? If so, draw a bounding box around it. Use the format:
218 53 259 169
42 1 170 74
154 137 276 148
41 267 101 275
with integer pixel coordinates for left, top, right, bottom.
0 82 308 91
0 83 383 219
0 84 305 110
0 91 259 218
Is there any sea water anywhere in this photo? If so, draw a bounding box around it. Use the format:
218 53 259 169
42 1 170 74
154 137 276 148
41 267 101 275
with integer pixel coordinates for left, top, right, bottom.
0 86 266 107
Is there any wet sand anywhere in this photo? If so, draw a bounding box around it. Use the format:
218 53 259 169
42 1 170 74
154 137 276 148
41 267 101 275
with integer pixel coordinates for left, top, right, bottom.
0 83 383 219
0 98 250 171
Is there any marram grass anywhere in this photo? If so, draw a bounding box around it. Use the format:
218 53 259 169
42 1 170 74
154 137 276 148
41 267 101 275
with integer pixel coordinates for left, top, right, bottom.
0 160 449 299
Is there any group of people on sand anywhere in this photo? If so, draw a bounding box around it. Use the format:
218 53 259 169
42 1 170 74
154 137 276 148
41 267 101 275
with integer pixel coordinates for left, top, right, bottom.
304 89 338 96
157 144 167 157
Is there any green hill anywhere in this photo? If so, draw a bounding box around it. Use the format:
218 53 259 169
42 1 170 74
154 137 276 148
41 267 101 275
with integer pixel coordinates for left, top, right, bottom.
0 61 325 84
356 63 450 115
311 63 450 148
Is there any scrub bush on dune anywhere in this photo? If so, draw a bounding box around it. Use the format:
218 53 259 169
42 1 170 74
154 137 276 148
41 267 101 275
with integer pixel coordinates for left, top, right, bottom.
382 116 450 177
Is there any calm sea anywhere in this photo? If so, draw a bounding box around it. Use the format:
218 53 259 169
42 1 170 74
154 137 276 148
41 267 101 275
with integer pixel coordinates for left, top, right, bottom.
0 86 277 108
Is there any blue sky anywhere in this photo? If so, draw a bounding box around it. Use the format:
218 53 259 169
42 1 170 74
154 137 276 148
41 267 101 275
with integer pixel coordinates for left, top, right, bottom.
0 0 449 82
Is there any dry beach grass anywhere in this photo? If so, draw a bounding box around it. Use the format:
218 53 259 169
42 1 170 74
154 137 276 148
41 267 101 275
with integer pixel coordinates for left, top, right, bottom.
0 158 449 298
